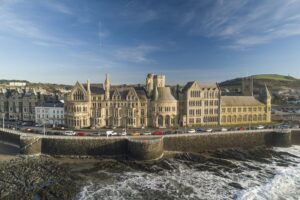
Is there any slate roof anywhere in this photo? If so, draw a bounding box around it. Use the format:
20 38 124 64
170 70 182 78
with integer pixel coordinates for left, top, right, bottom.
221 96 264 107
82 84 105 95
155 87 177 102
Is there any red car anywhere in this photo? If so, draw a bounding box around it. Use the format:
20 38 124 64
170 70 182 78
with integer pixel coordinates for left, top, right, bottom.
152 131 164 136
239 127 246 131
77 132 88 136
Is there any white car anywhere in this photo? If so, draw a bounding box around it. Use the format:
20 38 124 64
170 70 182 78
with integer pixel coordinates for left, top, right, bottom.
188 129 196 133
106 130 117 136
106 130 114 136
221 128 228 132
120 131 127 136
142 131 151 136
64 131 76 136
256 125 265 129
206 128 213 132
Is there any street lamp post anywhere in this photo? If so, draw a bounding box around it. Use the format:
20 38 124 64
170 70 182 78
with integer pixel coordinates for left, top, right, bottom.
2 113 5 130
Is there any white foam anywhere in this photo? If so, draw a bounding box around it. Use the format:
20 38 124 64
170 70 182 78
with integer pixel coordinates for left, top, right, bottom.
76 146 300 200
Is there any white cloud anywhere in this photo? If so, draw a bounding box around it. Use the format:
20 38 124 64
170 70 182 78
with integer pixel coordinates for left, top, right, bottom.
116 45 160 63
122 0 158 24
0 6 85 47
44 1 73 15
180 0 300 49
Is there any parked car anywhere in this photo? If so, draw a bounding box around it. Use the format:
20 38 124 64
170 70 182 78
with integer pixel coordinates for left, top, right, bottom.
256 125 265 130
281 124 291 129
239 127 246 131
164 130 173 135
196 128 205 133
129 132 140 136
106 130 115 136
142 131 152 136
118 131 127 136
221 128 228 132
53 125 65 130
152 131 163 136
77 132 89 136
63 131 76 136
24 128 33 133
89 132 100 137
188 129 196 133
206 128 213 132
173 130 184 134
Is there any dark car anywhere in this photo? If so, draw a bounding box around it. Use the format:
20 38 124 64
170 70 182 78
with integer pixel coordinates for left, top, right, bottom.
152 131 164 135
164 130 172 135
196 128 205 133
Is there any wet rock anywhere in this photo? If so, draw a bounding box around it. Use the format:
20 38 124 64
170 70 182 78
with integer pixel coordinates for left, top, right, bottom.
0 156 80 199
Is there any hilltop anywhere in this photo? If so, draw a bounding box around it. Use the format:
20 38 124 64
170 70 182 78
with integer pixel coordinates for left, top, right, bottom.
220 74 300 91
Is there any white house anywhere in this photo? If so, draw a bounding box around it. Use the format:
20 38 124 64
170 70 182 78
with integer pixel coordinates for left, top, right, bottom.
35 102 64 126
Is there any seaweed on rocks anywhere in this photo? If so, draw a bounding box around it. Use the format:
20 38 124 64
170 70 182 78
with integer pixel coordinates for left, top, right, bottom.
0 155 81 200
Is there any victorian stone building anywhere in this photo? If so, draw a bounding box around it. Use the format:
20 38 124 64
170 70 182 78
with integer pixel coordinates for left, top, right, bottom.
65 73 271 129
0 88 42 122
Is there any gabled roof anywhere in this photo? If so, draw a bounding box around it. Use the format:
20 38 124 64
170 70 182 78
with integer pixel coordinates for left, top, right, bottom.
182 81 218 92
182 81 196 92
221 96 265 107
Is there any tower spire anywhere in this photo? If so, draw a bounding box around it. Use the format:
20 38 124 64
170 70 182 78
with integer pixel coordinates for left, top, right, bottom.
104 73 110 100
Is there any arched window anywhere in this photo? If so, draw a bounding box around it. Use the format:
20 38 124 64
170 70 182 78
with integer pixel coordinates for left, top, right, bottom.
73 90 84 101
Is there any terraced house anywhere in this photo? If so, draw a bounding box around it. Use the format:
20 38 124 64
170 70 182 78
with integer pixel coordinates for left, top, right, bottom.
65 73 271 129
0 88 42 122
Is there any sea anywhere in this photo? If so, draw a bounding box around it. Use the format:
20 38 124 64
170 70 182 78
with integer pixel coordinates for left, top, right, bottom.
73 145 300 200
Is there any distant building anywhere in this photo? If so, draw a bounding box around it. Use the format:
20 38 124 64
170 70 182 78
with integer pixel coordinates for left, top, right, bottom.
8 82 27 87
35 102 64 126
0 88 42 122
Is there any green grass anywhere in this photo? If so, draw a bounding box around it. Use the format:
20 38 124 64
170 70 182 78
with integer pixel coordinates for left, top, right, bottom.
252 74 296 81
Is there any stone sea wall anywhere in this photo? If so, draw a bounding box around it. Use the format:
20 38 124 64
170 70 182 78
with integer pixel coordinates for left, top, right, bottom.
0 129 21 146
0 129 299 160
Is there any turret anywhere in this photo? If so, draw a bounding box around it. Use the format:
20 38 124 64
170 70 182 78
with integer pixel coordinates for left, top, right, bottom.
146 73 154 96
152 86 158 101
104 74 110 100
262 84 271 122
242 77 253 96
87 79 91 101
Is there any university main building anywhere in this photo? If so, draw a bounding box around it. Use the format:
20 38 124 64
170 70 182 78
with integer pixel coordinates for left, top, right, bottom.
65 74 271 129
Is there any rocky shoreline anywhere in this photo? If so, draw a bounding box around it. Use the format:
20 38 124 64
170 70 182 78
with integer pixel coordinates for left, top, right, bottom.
0 155 81 199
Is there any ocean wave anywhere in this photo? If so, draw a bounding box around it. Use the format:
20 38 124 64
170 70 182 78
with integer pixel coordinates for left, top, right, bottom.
75 146 300 200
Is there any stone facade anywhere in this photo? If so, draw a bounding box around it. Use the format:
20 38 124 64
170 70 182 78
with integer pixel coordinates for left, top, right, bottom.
65 73 271 129
35 102 64 126
0 89 43 122
179 81 220 127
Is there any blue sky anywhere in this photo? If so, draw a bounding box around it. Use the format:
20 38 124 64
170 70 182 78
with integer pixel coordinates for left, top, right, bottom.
1 0 300 85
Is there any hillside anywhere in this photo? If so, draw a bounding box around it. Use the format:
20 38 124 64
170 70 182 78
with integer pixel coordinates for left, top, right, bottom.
0 79 72 94
220 74 300 91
